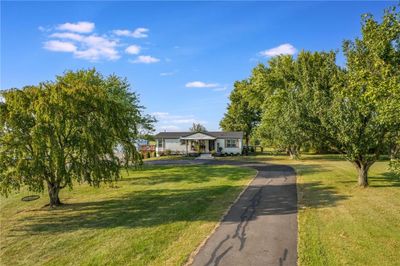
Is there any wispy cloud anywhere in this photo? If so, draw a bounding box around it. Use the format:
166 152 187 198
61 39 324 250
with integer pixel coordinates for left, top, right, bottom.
113 28 149 38
160 72 174 76
259 43 297 57
213 86 228 92
160 70 178 76
57 22 95 33
125 45 141 55
152 112 207 132
185 81 219 88
130 55 160 64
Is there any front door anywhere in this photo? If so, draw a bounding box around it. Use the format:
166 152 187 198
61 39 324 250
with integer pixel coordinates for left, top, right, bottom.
209 140 215 152
199 140 206 152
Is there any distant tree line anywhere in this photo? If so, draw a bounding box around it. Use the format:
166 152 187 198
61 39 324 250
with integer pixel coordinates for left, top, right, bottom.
220 6 400 186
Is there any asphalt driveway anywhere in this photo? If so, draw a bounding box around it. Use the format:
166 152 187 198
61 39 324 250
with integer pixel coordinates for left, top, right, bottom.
145 159 298 266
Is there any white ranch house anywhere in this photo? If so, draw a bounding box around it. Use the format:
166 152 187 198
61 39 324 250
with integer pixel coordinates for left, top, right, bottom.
154 131 243 156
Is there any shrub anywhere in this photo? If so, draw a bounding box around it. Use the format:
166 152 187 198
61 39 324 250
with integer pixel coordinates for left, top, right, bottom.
165 149 172 156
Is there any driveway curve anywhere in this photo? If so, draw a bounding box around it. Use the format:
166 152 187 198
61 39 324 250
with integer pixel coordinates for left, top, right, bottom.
145 159 297 266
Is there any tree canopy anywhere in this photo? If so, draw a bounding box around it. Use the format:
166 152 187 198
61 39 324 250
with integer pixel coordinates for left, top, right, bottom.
220 80 261 146
0 69 154 206
189 123 207 132
221 6 400 186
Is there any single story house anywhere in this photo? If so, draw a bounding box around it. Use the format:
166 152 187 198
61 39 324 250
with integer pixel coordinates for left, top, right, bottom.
154 131 243 156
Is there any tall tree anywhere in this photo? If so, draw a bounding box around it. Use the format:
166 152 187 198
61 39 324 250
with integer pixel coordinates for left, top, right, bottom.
189 123 207 132
220 80 261 146
319 7 400 187
255 51 336 158
0 69 154 206
255 55 306 158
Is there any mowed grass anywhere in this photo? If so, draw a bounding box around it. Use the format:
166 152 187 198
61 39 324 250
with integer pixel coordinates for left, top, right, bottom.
219 154 400 265
0 164 256 266
295 158 400 266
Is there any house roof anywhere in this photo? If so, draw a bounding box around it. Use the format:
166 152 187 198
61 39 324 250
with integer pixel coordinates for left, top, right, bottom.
154 131 243 139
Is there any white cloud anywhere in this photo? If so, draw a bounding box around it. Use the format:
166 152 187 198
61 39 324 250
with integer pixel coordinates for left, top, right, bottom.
185 81 219 88
112 29 130 36
113 27 149 38
152 112 170 118
160 72 175 76
259 43 297 57
132 28 149 38
38 26 51 32
213 86 228 92
45 31 119 61
152 112 207 132
125 45 141 55
44 40 77 52
42 22 157 62
50 32 84 41
75 35 119 61
131 55 160 64
57 22 95 33
160 125 181 131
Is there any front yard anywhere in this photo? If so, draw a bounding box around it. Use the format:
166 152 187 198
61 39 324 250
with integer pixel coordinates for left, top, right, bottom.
0 164 256 266
218 154 400 265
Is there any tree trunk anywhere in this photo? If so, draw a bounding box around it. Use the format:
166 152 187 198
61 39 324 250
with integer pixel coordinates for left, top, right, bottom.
353 161 373 187
47 182 62 207
287 146 299 159
390 144 399 161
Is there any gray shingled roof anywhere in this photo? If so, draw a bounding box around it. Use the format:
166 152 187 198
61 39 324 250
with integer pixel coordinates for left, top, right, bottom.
154 131 243 139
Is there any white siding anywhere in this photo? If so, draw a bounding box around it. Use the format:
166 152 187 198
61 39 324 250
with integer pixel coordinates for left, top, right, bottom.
156 137 243 156
216 138 242 154
165 139 186 152
156 139 187 155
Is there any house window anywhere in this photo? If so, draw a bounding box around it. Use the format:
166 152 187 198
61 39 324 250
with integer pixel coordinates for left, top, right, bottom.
158 139 163 148
226 139 238 148
180 139 186 145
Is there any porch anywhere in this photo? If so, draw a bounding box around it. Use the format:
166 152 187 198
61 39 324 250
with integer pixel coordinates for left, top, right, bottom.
180 133 216 154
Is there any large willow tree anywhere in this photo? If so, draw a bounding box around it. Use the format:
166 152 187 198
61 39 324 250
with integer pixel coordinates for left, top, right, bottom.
0 69 154 206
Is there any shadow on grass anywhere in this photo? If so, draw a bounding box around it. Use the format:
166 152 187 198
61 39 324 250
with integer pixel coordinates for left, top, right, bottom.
296 162 350 208
11 163 348 237
298 181 350 208
369 172 400 188
15 186 241 234
125 165 247 185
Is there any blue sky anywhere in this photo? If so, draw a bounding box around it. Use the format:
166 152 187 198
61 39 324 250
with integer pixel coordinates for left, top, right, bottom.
1 1 394 132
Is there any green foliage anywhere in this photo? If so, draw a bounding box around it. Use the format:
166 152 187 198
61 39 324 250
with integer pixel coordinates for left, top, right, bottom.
0 69 154 206
220 80 261 146
323 7 400 186
222 6 400 186
189 123 207 132
254 51 340 158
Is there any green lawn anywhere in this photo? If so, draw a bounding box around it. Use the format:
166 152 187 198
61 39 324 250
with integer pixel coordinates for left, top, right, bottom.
144 155 195 161
218 154 400 265
0 164 256 266
295 158 400 266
